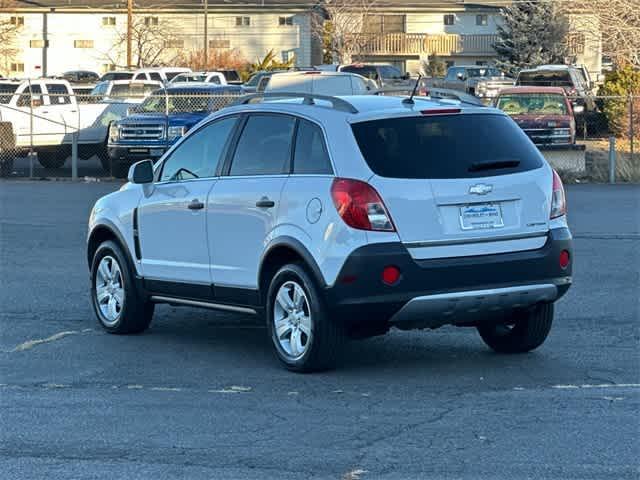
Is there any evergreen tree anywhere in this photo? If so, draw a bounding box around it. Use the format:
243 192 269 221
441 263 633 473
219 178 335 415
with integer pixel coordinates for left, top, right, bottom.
493 1 569 76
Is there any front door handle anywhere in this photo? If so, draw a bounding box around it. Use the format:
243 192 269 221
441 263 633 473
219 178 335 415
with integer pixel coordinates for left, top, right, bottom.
256 197 275 208
188 199 204 210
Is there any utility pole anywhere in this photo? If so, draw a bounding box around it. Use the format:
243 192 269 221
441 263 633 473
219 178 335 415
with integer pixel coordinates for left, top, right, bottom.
203 0 208 68
126 0 133 68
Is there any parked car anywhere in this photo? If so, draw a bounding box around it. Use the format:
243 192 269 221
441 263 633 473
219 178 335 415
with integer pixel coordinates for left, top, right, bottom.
106 84 242 178
515 65 596 112
494 86 580 146
90 80 163 103
59 70 100 84
217 69 243 85
265 71 375 95
0 115 16 177
132 67 192 84
99 71 135 82
0 78 137 168
88 92 573 372
242 70 287 94
169 72 227 85
430 66 514 102
339 63 413 89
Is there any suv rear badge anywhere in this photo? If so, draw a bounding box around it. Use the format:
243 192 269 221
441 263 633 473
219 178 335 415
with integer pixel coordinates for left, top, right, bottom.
469 184 493 195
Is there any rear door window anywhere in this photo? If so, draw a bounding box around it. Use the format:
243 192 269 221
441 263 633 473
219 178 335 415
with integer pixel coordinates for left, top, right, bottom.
351 113 543 179
293 120 333 174
149 72 163 82
229 114 295 176
46 84 72 105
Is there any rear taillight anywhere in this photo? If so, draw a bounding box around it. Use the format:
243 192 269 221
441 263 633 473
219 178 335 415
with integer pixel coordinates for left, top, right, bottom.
331 178 395 232
550 169 566 219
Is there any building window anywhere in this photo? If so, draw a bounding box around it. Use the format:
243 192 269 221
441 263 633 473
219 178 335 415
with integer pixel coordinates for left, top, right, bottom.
144 16 159 26
476 14 488 26
567 32 585 54
30 39 46 48
279 16 293 26
102 17 116 26
363 15 405 33
209 39 230 49
444 14 455 26
74 40 94 49
10 16 25 27
10 63 25 72
235 16 250 27
165 39 184 49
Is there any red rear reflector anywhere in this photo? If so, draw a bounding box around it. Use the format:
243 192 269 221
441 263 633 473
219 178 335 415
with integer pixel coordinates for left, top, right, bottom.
420 108 461 115
559 250 570 269
382 266 401 285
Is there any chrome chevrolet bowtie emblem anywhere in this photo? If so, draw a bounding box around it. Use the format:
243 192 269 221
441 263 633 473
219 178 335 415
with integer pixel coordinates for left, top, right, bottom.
469 183 493 195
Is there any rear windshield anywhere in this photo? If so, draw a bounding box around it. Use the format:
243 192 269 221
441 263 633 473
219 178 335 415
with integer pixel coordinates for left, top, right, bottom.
517 71 573 87
0 84 18 104
497 93 568 115
110 83 158 99
351 114 543 179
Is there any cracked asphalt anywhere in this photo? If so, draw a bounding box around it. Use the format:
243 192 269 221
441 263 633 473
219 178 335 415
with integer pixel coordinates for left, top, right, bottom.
1 181 639 479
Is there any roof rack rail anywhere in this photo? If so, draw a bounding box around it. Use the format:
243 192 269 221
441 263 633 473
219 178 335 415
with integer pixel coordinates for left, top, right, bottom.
233 92 359 114
375 87 485 107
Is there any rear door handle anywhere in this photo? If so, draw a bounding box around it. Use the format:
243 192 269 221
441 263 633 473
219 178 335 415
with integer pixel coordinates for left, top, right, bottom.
188 199 204 210
256 197 275 208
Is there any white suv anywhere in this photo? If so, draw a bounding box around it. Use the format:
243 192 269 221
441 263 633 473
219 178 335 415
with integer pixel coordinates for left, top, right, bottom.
87 93 573 372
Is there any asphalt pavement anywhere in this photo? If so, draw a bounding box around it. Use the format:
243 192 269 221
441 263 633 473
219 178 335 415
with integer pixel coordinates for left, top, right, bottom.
1 181 639 479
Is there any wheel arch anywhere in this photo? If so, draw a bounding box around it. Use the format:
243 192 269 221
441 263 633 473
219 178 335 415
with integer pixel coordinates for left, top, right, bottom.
258 237 326 301
87 221 136 273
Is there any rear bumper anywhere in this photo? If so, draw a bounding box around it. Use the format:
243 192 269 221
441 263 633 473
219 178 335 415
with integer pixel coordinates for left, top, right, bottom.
325 227 572 329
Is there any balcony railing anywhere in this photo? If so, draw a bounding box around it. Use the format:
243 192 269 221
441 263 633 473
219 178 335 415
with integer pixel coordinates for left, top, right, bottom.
347 33 499 56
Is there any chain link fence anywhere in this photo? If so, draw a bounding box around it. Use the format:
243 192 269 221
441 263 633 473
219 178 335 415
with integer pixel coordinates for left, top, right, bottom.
0 86 637 182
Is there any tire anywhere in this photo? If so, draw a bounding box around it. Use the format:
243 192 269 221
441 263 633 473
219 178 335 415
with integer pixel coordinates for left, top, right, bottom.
110 160 130 179
37 148 68 169
0 153 14 177
477 303 554 353
90 240 154 334
266 263 345 372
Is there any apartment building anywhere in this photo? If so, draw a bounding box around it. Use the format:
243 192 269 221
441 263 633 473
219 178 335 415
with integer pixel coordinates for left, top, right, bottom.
0 0 318 78
0 0 601 78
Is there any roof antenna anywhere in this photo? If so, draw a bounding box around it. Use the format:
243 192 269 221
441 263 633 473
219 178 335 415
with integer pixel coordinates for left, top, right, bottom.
402 73 422 105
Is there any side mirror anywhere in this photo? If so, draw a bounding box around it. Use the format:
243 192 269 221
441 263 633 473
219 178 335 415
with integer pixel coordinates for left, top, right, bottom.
572 104 584 114
402 73 410 80
456 73 465 81
128 159 154 184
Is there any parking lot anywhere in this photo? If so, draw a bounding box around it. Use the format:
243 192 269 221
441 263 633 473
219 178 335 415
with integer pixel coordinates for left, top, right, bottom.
1 181 638 479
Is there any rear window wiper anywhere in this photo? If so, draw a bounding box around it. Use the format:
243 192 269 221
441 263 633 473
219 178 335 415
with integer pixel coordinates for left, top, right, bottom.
469 160 520 172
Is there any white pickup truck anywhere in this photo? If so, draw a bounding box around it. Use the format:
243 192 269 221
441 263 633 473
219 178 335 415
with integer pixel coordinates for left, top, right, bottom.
0 78 140 168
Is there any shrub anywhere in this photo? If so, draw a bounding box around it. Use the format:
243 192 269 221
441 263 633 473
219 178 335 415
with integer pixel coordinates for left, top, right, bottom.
598 65 640 139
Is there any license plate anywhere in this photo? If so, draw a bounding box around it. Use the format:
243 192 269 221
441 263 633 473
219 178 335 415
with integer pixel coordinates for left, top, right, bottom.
459 203 504 230
150 148 164 157
129 148 148 154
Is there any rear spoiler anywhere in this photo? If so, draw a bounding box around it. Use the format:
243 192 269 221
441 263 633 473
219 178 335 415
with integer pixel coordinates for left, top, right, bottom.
375 87 486 107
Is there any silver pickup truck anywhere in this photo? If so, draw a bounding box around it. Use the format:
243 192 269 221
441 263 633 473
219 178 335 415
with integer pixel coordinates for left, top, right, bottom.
431 66 514 102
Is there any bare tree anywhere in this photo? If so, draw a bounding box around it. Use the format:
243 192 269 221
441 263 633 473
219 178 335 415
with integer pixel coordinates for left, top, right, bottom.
563 0 640 67
312 0 378 64
102 16 182 68
0 1 20 76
